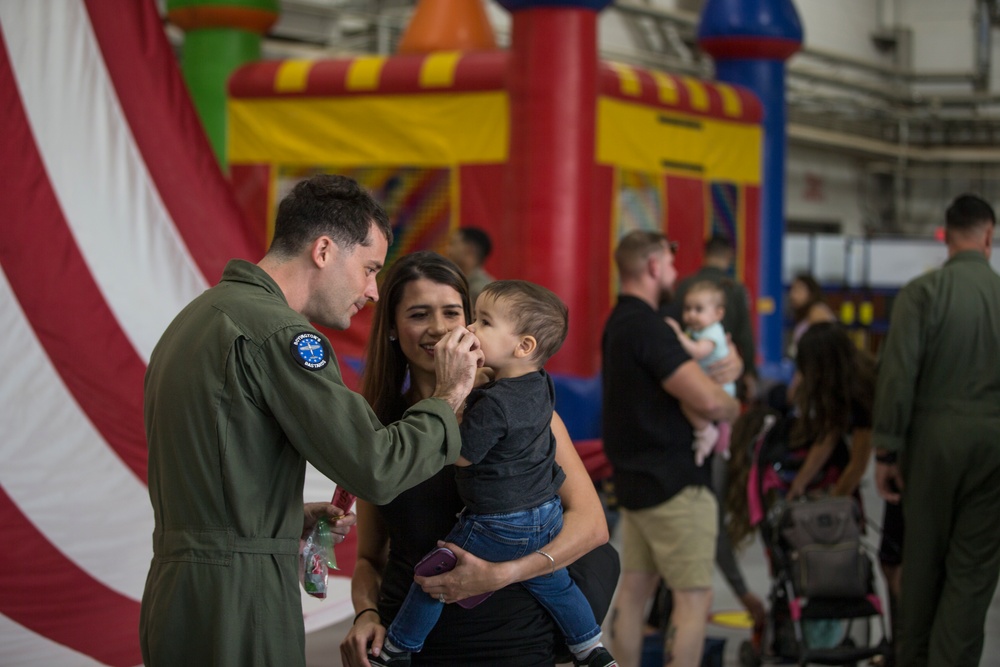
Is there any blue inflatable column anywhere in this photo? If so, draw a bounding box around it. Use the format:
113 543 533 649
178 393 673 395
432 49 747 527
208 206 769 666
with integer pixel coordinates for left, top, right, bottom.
698 0 803 376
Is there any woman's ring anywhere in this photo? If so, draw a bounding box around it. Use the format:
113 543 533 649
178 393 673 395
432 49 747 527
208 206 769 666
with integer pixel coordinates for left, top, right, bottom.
438 593 445 603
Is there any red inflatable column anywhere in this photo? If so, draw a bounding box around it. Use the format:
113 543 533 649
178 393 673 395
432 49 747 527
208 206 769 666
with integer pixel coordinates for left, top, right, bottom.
498 0 612 376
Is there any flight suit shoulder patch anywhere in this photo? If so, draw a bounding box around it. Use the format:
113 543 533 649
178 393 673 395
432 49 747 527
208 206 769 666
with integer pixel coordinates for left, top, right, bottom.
289 332 329 371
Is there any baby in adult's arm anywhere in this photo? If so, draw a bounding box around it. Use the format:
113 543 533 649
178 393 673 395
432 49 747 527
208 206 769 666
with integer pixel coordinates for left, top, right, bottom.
666 281 735 466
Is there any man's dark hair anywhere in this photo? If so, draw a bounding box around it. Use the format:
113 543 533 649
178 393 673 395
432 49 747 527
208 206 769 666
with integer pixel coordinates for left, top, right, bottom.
268 175 392 258
458 227 493 264
946 194 995 232
704 234 735 257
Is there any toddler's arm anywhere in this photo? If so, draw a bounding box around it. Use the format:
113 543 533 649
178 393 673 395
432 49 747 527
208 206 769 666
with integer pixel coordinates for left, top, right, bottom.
665 317 716 361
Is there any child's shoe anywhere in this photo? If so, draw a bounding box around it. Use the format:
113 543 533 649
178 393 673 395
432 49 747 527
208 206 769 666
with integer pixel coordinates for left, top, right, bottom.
573 646 618 667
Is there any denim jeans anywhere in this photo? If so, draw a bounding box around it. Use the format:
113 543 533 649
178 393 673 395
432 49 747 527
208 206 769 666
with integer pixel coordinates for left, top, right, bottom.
387 496 602 654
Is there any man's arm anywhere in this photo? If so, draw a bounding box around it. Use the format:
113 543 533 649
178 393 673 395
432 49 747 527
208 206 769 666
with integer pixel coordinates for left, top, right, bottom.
662 360 740 423
255 327 476 506
872 285 925 460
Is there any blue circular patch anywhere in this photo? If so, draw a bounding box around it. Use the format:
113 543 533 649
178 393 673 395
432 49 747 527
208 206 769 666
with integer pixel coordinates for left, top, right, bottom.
290 332 329 371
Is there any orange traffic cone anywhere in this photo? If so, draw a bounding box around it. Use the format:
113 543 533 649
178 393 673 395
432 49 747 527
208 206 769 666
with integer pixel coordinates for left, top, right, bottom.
396 0 497 54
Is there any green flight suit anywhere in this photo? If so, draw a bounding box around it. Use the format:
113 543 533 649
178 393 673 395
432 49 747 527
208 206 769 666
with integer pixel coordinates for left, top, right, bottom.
872 250 1000 667
139 260 462 666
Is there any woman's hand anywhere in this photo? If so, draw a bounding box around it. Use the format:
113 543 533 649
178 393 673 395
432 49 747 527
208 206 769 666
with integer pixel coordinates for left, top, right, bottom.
339 611 384 667
413 541 515 603
302 501 356 541
740 591 768 630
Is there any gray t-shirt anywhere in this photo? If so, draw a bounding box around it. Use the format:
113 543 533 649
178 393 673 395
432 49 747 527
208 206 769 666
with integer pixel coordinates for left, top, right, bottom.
456 370 566 514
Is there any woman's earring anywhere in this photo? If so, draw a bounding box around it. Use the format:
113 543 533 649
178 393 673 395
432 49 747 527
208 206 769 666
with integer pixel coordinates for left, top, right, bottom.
389 334 397 341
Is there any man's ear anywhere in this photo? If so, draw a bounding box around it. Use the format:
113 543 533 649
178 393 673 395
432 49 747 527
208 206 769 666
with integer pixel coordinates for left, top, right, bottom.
514 334 537 359
311 235 336 268
646 254 661 280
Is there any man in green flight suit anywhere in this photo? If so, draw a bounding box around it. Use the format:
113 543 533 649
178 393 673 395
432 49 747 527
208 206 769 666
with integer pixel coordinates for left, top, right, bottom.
140 175 483 666
873 194 1000 667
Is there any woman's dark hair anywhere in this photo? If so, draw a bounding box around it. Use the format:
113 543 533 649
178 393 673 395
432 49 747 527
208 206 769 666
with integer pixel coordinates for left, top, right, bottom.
792 322 875 445
725 407 775 550
790 272 825 323
361 251 470 423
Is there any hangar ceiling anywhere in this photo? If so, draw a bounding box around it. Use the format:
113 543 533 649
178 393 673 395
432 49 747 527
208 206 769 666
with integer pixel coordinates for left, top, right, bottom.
161 0 1000 164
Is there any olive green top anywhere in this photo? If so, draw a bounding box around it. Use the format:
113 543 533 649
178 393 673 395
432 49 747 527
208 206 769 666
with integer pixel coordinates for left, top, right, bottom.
140 259 460 666
873 251 1000 454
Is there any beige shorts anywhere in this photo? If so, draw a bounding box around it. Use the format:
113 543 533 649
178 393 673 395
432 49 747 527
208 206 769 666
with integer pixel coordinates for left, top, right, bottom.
620 485 718 589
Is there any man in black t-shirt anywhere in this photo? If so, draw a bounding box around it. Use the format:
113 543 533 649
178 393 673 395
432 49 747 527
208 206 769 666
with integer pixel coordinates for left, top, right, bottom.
602 231 740 667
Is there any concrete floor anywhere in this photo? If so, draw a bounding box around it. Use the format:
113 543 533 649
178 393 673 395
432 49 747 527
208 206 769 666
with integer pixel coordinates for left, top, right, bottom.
305 462 1000 666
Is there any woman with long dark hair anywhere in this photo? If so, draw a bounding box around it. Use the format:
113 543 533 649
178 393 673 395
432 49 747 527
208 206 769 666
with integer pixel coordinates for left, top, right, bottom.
340 251 612 667
787 273 837 358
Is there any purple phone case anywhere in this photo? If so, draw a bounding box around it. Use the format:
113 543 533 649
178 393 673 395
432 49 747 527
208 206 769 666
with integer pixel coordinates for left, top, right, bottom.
413 547 494 609
414 547 457 577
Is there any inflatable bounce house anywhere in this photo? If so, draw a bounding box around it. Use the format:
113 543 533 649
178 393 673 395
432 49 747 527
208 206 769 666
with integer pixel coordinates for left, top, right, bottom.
227 0 763 441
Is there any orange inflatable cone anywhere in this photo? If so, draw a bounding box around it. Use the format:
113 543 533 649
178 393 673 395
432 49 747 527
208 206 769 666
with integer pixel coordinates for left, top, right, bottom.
396 0 497 54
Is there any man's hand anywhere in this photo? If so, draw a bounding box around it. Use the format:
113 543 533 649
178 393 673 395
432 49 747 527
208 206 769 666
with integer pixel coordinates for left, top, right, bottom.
432 326 484 414
302 502 356 541
875 461 904 504
707 334 743 385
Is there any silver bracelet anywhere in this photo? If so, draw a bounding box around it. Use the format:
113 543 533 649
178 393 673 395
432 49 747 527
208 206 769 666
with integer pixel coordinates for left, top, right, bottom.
535 549 556 575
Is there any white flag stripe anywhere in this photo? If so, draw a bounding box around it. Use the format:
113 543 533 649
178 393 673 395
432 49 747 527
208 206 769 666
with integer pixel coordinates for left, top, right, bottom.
0 266 152 600
301 576 354 633
0 0 208 363
0 614 112 667
304 463 336 506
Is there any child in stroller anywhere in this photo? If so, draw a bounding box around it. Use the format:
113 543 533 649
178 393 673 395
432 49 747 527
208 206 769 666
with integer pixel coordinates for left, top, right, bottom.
726 324 890 666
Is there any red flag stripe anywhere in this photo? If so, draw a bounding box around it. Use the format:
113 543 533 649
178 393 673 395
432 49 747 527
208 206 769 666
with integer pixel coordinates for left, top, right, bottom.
83 0 265 283
0 486 143 667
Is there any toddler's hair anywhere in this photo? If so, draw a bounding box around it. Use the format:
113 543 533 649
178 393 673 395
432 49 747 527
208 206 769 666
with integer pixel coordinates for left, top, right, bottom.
685 280 725 309
479 280 568 365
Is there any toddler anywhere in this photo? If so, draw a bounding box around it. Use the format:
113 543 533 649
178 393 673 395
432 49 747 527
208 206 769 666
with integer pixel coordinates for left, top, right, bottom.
666 280 734 465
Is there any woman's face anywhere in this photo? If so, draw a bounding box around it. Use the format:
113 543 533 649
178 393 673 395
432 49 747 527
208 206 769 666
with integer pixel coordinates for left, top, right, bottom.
788 280 810 309
391 278 467 381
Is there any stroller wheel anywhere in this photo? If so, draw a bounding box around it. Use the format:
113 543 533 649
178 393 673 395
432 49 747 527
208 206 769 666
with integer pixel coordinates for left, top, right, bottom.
739 639 762 667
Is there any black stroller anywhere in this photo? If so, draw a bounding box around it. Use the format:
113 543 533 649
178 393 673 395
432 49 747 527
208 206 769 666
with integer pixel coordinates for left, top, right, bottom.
738 409 890 666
